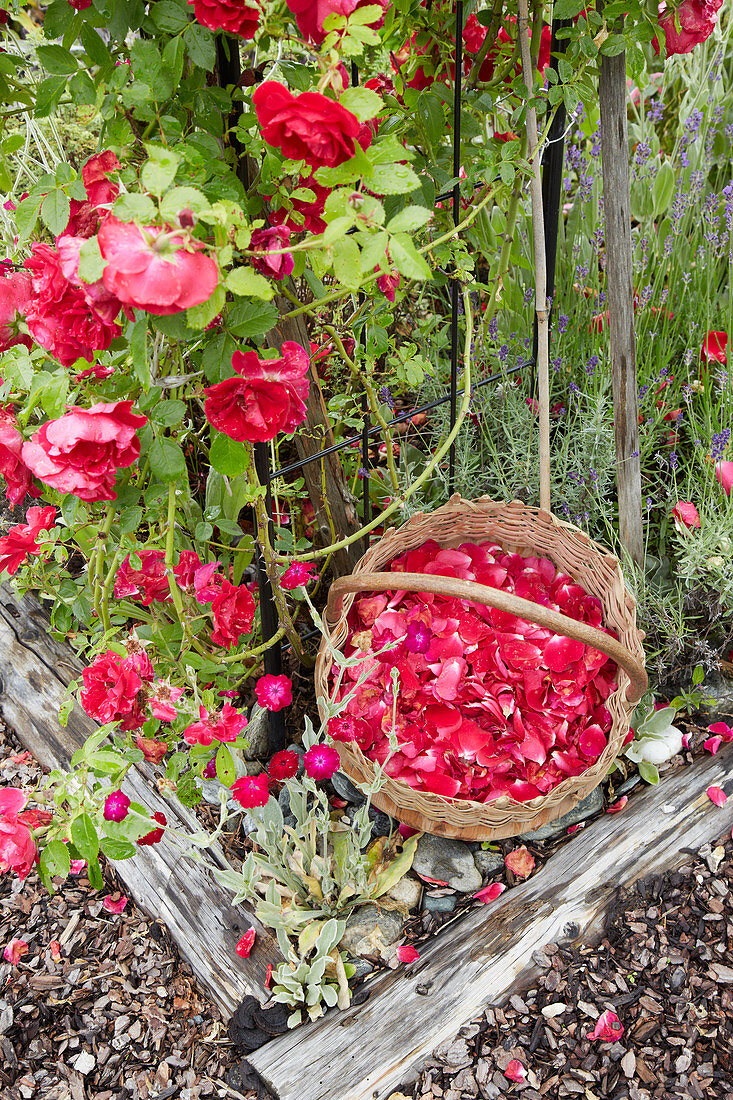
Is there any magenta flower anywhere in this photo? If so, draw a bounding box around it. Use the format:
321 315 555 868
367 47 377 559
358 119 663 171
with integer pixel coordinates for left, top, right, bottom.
268 750 300 781
280 562 316 590
303 743 340 781
3 938 29 965
255 674 293 712
404 621 432 654
231 773 270 809
103 790 130 822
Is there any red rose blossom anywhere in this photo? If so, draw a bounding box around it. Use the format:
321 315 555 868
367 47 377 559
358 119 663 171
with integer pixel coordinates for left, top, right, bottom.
115 549 170 605
671 501 701 530
284 0 388 44
255 674 293 712
0 415 42 507
250 225 294 280
61 151 121 239
376 267 400 303
0 506 56 576
204 342 310 444
188 0 259 36
80 650 146 728
136 735 169 764
210 579 256 647
24 243 122 366
656 0 722 54
98 217 219 315
21 401 147 502
253 82 361 170
183 702 248 746
272 174 331 235
303 743 340 781
0 789 37 882
0 269 32 353
231 773 270 809
701 330 727 365
268 750 300 781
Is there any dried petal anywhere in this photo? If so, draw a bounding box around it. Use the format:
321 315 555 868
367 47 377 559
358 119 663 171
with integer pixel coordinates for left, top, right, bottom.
396 944 420 964
505 846 535 879
707 785 727 807
235 928 256 958
474 882 506 903
587 1009 624 1041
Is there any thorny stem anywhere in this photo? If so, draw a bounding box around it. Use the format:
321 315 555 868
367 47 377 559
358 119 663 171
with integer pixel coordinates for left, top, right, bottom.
164 484 207 656
323 325 401 494
91 505 116 625
284 289 475 562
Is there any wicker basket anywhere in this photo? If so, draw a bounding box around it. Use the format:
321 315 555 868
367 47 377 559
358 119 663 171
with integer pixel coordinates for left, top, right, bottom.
315 495 647 841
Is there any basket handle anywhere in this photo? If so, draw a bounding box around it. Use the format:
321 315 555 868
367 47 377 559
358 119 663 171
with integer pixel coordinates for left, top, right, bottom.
326 571 648 705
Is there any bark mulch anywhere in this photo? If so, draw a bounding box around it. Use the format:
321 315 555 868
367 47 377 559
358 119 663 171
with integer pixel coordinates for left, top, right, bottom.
406 834 733 1100
0 719 242 1100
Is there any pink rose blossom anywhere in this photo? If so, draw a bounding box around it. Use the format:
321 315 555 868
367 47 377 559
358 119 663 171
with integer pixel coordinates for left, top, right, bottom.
3 938 29 965
183 703 248 747
376 267 400 302
0 506 56 576
98 217 219 315
137 812 166 846
715 461 733 496
255 674 293 712
0 269 32 353
22 401 146 502
656 0 723 55
587 1009 624 1042
303 743 340 781
701 330 727 365
0 413 42 507
250 225 294 280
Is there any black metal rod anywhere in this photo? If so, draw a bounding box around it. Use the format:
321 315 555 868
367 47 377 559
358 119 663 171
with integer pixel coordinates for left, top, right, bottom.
253 442 286 753
448 0 464 495
270 362 524 481
361 394 370 555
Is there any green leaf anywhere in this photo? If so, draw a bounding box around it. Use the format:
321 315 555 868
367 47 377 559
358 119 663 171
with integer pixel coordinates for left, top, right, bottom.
151 399 187 428
40 838 71 883
130 317 150 387
40 190 71 236
36 44 79 75
417 93 444 148
215 744 236 787
332 235 362 289
370 163 421 196
14 196 42 243
389 233 432 281
71 812 100 863
692 665 705 687
187 284 225 330
652 160 676 218
209 431 251 477
141 145 181 196
162 34 186 87
183 21 216 69
35 75 68 118
160 186 212 221
227 298 279 339
552 0 587 16
119 505 144 534
113 192 157 221
149 438 187 482
151 0 190 32
387 206 433 234
638 760 660 785
202 332 236 383
338 86 384 122
100 836 137 860
226 267 275 301
80 23 113 68
69 70 97 106
86 856 104 890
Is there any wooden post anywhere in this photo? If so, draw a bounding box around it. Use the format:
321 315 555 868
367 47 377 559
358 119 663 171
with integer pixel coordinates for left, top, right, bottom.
599 50 644 566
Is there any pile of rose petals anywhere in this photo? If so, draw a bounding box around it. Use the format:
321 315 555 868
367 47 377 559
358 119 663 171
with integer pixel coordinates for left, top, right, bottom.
328 539 618 804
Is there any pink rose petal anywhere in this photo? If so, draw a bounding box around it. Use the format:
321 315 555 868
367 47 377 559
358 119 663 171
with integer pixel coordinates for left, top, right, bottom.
709 721 733 741
504 1059 527 1082
102 895 128 913
3 938 28 965
587 1009 624 1042
606 796 628 814
70 859 87 874
396 944 420 964
704 737 723 755
235 927 256 958
706 785 727 807
505 846 535 879
474 882 506 903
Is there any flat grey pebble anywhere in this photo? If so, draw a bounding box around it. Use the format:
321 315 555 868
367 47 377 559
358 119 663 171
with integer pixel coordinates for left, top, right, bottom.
423 894 457 914
413 835 482 893
331 770 366 805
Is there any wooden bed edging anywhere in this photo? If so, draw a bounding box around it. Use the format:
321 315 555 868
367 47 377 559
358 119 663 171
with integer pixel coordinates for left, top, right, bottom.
250 748 733 1100
0 584 283 1015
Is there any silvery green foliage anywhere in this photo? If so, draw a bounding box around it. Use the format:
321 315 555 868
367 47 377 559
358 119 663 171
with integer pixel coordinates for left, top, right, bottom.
625 696 684 784
269 916 349 1027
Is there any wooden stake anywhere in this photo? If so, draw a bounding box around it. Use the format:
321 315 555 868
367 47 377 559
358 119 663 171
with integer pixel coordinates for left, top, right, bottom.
518 0 551 512
599 50 644 566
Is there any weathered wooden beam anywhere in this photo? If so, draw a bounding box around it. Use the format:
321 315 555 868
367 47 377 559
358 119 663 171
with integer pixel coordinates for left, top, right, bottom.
599 50 644 566
0 584 282 1015
251 750 733 1100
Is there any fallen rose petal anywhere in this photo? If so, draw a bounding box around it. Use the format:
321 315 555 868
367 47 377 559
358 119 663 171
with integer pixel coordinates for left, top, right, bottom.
474 882 506 903
567 823 584 834
3 938 28 965
49 939 62 962
505 845 535 879
397 944 420 964
102 895 128 913
399 823 419 839
587 1009 624 1041
504 1059 527 1082
681 734 690 750
417 873 449 886
704 737 723 755
264 962 273 989
709 721 733 741
606 796 628 814
235 927 256 958
707 785 727 807
70 859 87 874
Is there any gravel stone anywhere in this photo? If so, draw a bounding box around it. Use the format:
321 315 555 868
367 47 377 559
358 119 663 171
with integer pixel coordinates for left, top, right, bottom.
339 905 404 961
413 836 482 893
518 788 604 841
473 849 505 878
